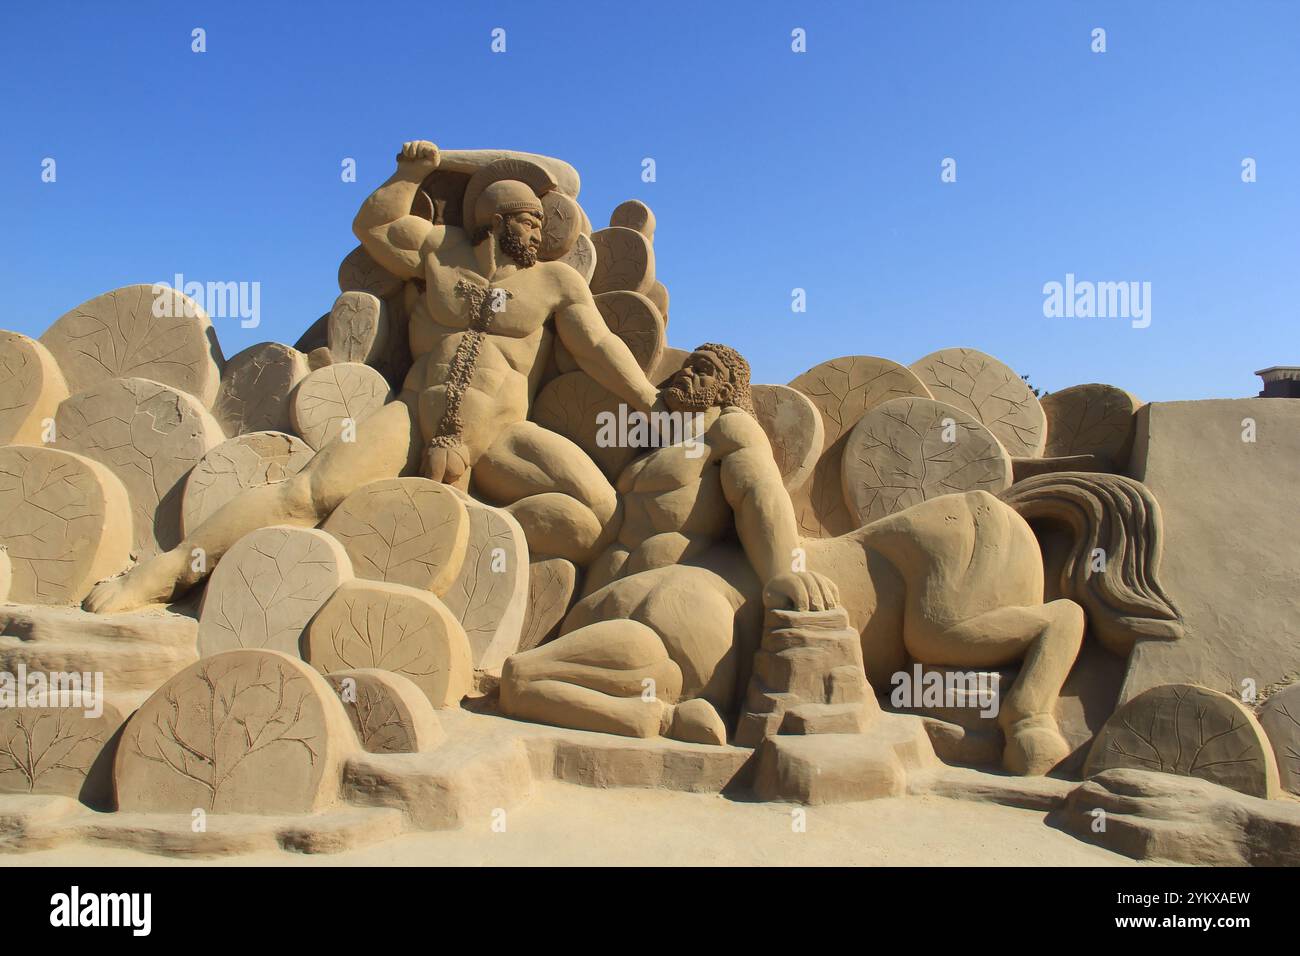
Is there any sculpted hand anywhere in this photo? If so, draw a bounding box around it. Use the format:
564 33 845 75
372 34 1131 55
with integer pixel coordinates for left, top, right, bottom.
397 140 440 169
763 571 841 612
426 441 470 485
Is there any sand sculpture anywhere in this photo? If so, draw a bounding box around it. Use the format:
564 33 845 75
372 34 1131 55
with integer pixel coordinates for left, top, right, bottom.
2 138 1298 865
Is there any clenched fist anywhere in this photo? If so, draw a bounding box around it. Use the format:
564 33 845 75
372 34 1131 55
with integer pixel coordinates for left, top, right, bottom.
763 570 841 613
397 140 440 169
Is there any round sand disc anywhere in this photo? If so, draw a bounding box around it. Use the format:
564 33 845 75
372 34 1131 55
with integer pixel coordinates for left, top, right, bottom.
290 362 392 451
751 384 825 493
589 227 655 295
558 231 597 283
609 199 656 239
327 291 390 366
441 492 529 672
338 245 404 299
594 290 664 373
182 431 314 536
115 649 357 814
1085 683 1280 799
842 397 1013 525
787 355 932 538
0 700 125 800
304 579 473 708
1257 684 1300 796
324 668 443 753
0 331 69 445
910 348 1047 458
646 280 670 326
1041 383 1142 463
40 284 225 407
198 526 351 657
321 477 469 595
0 446 132 604
531 372 638 483
539 191 583 261
212 342 310 437
55 378 226 558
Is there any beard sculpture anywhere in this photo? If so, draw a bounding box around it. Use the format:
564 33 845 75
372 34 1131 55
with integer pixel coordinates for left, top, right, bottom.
665 371 723 413
498 225 538 268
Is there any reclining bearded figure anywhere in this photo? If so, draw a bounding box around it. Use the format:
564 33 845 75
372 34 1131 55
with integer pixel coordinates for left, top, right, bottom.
499 343 1183 776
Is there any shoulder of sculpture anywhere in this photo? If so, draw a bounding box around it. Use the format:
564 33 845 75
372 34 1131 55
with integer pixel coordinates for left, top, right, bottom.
712 407 768 452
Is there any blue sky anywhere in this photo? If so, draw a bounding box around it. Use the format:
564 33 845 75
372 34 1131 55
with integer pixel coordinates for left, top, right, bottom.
2 1 1296 401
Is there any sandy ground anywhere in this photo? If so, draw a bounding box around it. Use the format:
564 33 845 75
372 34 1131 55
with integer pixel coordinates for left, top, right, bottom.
3 783 1141 867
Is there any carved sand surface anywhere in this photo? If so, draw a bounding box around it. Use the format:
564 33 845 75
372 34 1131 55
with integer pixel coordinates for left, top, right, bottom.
290 362 392 450
212 342 310 436
518 557 576 652
531 372 637 482
557 231 597 283
589 226 655 295
55 377 225 557
197 526 353 657
40 284 224 407
751 383 824 492
609 198 656 239
594 290 664 373
842 396 1012 525
1085 684 1279 798
910 348 1046 458
538 190 583 261
338 245 403 299
0 446 132 604
322 478 469 595
115 649 356 814
182 431 314 536
788 356 932 537
1257 684 1300 796
327 292 390 366
441 495 529 672
0 331 68 445
4 136 1296 869
303 579 474 707
0 701 125 803
1041 383 1142 464
324 668 444 753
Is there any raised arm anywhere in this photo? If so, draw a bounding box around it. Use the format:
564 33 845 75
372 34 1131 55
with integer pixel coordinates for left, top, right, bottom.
554 283 659 413
352 140 443 279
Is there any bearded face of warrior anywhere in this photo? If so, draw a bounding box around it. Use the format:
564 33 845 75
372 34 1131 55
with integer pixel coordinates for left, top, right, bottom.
473 179 544 268
495 210 542 268
664 349 735 413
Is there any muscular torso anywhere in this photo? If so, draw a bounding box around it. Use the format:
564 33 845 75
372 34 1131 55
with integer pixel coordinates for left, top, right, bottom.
583 431 732 591
407 229 573 459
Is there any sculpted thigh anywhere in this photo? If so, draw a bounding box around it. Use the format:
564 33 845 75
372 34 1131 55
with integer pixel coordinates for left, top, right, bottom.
475 420 615 516
565 564 746 705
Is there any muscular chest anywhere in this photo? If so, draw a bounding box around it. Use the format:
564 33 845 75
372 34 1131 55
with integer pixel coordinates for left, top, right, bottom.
423 261 552 338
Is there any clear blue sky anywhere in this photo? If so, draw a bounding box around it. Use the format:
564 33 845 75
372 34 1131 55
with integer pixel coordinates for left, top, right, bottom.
3 1 1296 401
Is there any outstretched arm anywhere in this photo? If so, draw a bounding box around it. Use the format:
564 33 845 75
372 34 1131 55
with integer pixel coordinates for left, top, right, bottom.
554 285 658 412
352 140 443 279
718 413 839 610
717 414 800 583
